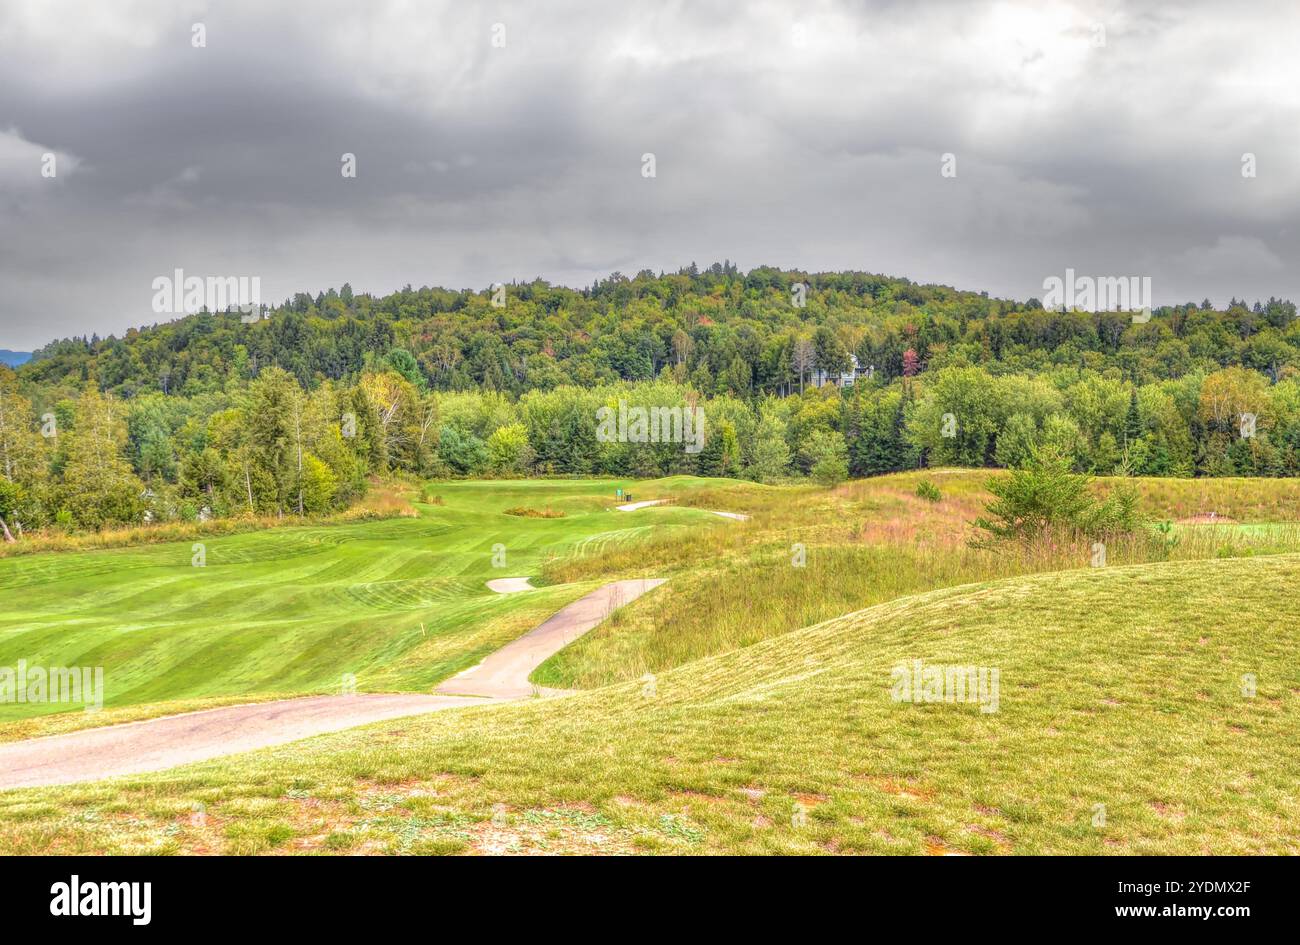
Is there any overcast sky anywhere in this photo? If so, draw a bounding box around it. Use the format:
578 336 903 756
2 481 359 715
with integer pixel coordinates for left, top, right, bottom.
1 0 1298 349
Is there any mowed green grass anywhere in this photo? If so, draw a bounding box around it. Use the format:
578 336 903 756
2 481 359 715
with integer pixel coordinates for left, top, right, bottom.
1 553 1295 854
0 477 730 735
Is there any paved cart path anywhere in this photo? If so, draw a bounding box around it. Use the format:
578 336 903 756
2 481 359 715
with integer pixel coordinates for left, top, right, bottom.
439 579 665 699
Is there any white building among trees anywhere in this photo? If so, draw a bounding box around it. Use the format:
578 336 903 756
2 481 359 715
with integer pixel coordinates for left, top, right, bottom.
811 354 867 388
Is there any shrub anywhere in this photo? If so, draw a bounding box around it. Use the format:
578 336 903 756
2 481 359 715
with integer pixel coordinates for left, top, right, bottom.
437 425 489 476
975 446 1141 544
914 479 942 503
1149 520 1179 559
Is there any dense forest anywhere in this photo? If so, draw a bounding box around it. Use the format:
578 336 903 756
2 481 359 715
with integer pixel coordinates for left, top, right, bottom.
3 262 1298 532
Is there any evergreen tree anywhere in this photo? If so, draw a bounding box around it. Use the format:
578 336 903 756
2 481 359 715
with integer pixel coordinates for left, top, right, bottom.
1124 390 1142 447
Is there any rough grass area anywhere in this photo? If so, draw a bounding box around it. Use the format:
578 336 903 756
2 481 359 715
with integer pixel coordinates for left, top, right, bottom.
1091 474 1300 522
535 469 1300 688
503 506 566 518
1 554 1294 855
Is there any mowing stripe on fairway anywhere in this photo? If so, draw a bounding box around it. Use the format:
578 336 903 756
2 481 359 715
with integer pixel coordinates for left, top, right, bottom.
0 579 666 790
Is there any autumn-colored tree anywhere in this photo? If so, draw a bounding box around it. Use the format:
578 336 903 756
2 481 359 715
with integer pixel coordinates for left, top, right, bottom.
902 348 920 377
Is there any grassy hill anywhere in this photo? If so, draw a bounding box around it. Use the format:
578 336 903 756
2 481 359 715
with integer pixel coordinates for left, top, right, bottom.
0 552 1295 854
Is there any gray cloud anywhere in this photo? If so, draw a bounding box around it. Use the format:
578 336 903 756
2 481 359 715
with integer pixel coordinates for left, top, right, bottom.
1 0 1298 348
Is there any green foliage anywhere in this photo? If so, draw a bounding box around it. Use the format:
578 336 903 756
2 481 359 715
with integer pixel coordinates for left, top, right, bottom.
486 423 533 475
748 409 791 483
975 447 1142 544
385 348 424 389
21 265 1298 404
805 430 849 487
994 412 1038 469
696 420 742 478
914 479 942 502
299 454 337 514
246 368 301 513
0 479 24 536
3 265 1300 533
847 386 915 476
58 389 146 528
437 425 489 476
906 367 1003 466
0 372 45 490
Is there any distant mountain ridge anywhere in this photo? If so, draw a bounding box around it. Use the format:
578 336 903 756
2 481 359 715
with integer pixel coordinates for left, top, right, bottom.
0 350 31 367
9 265 1297 398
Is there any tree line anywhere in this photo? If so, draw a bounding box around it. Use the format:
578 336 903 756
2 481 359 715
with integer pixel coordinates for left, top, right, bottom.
0 354 1292 534
3 263 1298 533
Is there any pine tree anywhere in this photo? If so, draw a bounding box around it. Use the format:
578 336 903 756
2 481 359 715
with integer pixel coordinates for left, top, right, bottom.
1124 390 1142 447
246 367 303 514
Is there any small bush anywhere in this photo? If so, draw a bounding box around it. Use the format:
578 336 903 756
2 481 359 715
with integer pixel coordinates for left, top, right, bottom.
915 479 943 503
1148 520 1179 559
974 446 1142 545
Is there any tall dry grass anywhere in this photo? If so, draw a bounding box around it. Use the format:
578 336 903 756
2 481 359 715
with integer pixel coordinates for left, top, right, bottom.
535 470 1300 688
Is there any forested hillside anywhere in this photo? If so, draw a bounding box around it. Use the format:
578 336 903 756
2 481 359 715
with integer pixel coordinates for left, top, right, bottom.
21 263 1300 398
3 263 1299 534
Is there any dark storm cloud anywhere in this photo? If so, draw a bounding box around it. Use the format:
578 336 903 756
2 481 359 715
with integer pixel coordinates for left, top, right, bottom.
1 0 1298 348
